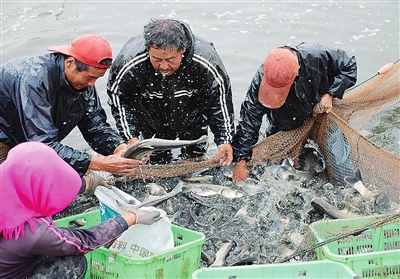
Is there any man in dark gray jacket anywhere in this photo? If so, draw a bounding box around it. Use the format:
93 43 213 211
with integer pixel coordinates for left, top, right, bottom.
232 42 357 182
107 19 235 165
0 34 145 177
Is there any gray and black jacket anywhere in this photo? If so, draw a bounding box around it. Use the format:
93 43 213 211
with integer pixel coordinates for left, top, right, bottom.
232 42 357 162
107 20 235 146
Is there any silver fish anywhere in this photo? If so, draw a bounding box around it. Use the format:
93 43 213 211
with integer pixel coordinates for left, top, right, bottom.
182 175 214 183
270 140 325 183
186 183 244 199
311 197 359 219
232 204 248 221
123 135 208 159
210 241 234 267
145 183 173 213
298 139 325 175
344 169 390 209
235 180 264 196
270 157 316 183
146 182 167 195
190 187 219 197
128 181 188 210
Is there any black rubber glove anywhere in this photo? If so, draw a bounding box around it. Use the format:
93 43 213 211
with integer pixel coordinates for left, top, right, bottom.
84 173 114 196
131 209 162 225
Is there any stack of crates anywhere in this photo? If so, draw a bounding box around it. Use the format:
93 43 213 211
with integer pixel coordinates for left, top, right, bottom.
309 214 400 279
55 210 205 279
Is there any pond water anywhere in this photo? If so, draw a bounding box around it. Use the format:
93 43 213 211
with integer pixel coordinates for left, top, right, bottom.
1 0 398 152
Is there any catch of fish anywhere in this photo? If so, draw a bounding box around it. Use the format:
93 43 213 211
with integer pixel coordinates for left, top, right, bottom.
58 139 398 268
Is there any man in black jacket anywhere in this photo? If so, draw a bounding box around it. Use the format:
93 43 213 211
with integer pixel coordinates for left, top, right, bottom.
232 42 357 182
107 19 235 165
0 34 146 179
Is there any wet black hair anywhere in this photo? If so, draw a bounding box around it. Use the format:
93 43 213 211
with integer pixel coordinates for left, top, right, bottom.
144 18 187 52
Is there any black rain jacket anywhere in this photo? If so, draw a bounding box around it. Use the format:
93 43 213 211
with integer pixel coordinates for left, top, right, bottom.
0 53 125 176
232 42 357 162
107 20 235 146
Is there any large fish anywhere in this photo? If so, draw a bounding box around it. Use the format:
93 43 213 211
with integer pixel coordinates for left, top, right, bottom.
311 197 359 219
344 169 390 209
210 241 234 267
185 182 244 199
139 181 190 208
123 135 209 159
270 139 326 183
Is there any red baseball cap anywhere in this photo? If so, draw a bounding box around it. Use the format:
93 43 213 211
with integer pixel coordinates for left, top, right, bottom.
48 34 112 69
258 48 299 109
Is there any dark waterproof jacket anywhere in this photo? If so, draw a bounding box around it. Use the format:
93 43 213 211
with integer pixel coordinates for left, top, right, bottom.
0 54 125 176
232 42 357 162
107 20 235 146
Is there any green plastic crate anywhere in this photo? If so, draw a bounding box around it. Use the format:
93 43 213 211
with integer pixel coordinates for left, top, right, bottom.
309 215 400 279
55 210 205 279
192 260 360 278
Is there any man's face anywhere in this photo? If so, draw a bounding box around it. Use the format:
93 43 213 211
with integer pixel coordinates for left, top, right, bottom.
149 46 183 76
64 58 107 91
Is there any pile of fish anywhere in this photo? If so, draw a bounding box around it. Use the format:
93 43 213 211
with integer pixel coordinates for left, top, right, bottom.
57 139 397 268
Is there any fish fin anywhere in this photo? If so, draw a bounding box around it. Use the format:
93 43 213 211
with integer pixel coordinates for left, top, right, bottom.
182 185 193 193
281 158 293 168
138 132 144 141
344 169 363 186
354 169 362 182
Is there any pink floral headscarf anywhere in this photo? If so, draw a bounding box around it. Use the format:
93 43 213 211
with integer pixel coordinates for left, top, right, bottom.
0 142 82 240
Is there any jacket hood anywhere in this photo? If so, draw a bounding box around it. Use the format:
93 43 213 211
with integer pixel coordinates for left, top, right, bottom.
176 20 195 61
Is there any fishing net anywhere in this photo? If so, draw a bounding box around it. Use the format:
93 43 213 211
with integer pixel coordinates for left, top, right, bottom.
127 60 400 204
0 142 10 163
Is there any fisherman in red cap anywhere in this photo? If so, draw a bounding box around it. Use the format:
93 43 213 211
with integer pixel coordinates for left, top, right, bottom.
0 34 147 191
232 42 357 182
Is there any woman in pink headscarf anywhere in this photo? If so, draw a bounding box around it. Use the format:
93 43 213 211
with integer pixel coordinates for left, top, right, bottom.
0 142 161 279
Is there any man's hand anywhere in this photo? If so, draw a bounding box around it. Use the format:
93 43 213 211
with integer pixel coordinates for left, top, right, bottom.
320 94 333 113
113 143 129 156
89 154 143 176
130 209 162 225
84 173 114 195
128 137 139 146
217 144 233 166
232 160 249 182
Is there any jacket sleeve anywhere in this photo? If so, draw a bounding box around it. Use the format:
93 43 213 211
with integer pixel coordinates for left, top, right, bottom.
17 79 92 176
324 45 357 99
77 89 126 154
301 43 357 99
232 67 267 162
107 62 142 141
31 216 128 256
198 50 235 146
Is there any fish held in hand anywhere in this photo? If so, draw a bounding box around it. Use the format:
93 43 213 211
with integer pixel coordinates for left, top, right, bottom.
123 135 209 159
